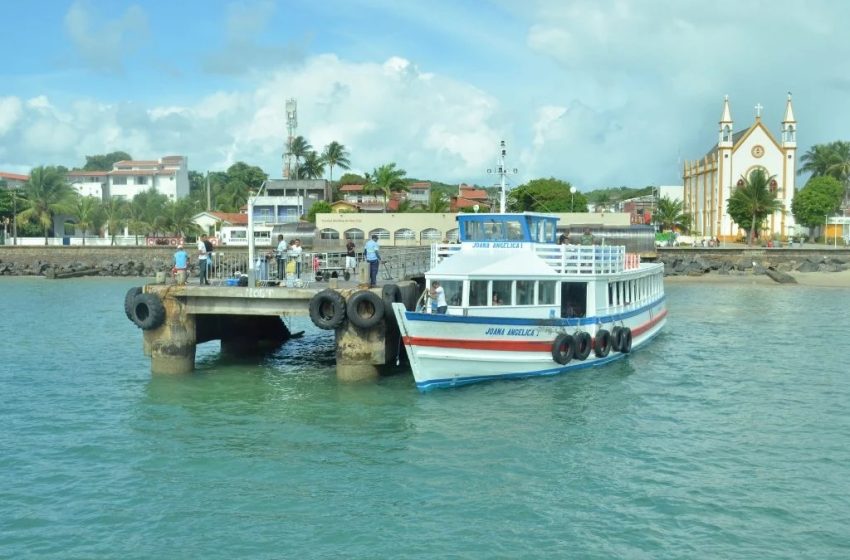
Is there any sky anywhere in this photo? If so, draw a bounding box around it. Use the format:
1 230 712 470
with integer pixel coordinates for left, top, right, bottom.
1 0 849 191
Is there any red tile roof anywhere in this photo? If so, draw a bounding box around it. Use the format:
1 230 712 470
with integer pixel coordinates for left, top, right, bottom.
67 170 108 176
0 171 29 181
210 212 248 225
459 185 488 199
114 160 159 166
340 184 365 192
453 197 490 210
410 182 431 190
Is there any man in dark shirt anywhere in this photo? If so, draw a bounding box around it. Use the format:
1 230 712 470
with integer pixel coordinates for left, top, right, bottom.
202 235 215 279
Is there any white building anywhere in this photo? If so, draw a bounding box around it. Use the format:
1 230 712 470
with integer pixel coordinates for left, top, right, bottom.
107 155 189 200
683 95 797 241
66 170 108 200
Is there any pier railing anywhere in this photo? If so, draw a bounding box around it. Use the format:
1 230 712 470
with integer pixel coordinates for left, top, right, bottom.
431 243 640 275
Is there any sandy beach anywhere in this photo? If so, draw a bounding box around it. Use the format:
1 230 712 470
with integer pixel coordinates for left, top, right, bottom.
666 269 850 288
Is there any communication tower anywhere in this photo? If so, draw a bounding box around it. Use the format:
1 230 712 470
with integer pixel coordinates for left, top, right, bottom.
283 98 297 179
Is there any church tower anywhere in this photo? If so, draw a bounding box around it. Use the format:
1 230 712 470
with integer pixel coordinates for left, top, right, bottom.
716 95 734 238
781 93 797 233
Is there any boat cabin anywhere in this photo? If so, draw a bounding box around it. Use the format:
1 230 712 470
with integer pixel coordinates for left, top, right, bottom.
424 213 661 323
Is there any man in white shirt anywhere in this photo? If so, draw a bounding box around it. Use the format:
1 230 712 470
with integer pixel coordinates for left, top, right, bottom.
276 234 287 279
197 236 209 285
291 238 303 278
430 281 448 314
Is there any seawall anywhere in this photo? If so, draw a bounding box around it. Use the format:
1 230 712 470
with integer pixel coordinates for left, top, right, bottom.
1 245 849 277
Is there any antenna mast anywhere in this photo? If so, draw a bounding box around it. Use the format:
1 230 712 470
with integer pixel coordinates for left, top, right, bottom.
487 139 518 213
284 98 297 179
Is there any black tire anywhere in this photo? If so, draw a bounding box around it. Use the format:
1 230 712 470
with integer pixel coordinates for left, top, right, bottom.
574 331 592 360
124 286 142 321
620 327 633 354
315 271 323 282
343 271 351 282
551 333 575 365
611 326 624 352
382 284 403 327
594 329 612 358
130 293 166 330
346 290 385 329
309 289 346 330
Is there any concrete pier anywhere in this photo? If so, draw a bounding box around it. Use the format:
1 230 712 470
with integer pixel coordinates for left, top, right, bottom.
131 280 422 381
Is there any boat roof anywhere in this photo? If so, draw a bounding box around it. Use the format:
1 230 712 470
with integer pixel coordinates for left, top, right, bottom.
428 250 557 278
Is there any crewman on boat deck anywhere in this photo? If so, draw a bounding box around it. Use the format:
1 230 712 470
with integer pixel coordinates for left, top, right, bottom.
431 281 448 314
558 233 568 245
580 228 595 245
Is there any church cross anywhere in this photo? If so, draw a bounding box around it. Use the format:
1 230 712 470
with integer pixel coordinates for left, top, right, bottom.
755 103 764 118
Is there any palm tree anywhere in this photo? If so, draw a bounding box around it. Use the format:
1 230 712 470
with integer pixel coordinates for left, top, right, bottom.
101 197 127 245
299 151 326 179
18 166 75 245
727 169 783 245
289 136 312 179
592 191 613 212
162 198 201 238
72 195 102 245
368 163 408 212
653 196 690 232
321 141 351 188
426 191 450 213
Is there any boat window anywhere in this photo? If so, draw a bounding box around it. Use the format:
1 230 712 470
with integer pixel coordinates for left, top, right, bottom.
538 281 556 305
506 220 524 241
561 282 587 318
492 280 512 306
516 280 534 305
463 219 525 241
544 219 556 242
432 279 462 306
469 280 489 306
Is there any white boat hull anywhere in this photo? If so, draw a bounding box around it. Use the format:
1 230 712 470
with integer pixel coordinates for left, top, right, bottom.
392 298 667 391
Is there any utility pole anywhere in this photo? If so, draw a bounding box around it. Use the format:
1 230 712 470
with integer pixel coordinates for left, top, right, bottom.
206 171 211 212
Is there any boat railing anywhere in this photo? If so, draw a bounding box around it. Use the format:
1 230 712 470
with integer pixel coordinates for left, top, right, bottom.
431 242 640 274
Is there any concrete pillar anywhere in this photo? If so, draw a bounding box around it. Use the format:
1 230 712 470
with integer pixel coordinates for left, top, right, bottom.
335 291 386 381
144 290 196 374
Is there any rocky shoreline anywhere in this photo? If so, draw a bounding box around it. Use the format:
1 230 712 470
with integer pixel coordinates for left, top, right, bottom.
658 252 849 277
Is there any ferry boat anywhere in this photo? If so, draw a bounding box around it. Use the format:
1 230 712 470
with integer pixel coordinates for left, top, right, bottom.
391 212 667 391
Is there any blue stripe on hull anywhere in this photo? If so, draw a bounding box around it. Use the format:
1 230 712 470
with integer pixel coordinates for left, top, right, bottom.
414 326 665 392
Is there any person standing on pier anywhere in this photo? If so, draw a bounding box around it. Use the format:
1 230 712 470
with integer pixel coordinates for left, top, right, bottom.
276 234 287 279
173 243 189 278
197 235 210 285
364 234 381 288
291 238 303 278
345 236 357 275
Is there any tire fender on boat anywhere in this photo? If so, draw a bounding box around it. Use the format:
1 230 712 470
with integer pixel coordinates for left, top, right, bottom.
611 326 624 352
551 333 576 365
594 329 612 358
620 327 633 354
574 331 592 360
346 290 385 329
309 289 347 330
381 284 403 327
130 293 166 330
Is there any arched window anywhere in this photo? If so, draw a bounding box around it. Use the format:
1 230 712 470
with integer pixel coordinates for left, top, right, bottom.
344 228 364 240
420 228 441 241
319 228 340 240
394 228 415 239
446 228 459 242
369 228 390 240
722 124 731 142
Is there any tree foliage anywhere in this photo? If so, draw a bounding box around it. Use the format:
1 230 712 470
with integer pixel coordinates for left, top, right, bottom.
18 166 75 244
653 196 691 232
508 177 587 212
726 169 783 244
81 151 132 171
321 141 350 187
368 163 408 212
298 151 326 180
798 141 850 184
338 172 366 185
791 176 844 237
307 200 332 223
289 136 312 179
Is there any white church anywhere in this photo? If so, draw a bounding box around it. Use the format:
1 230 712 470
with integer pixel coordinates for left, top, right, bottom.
683 95 797 241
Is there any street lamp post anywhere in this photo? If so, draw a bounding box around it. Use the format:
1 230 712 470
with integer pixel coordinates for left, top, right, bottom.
570 186 577 211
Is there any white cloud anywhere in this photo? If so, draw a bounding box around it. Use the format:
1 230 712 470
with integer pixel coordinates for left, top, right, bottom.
64 1 149 73
0 97 23 135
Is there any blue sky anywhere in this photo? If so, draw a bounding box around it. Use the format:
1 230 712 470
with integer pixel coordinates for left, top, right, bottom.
2 0 850 190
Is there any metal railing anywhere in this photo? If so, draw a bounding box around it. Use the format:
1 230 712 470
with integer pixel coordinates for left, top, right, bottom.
430 243 640 275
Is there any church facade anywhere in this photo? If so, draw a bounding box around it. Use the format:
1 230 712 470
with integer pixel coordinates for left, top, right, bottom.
683 95 797 241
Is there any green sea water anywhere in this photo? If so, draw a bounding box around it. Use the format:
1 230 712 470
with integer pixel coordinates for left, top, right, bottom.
1 277 849 559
